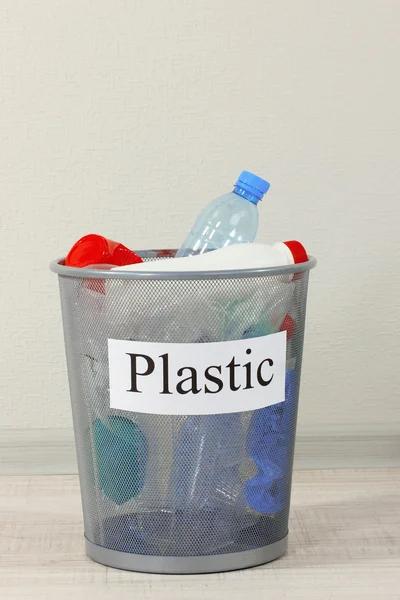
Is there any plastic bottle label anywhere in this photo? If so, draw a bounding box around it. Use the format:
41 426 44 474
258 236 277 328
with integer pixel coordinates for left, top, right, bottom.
108 331 286 415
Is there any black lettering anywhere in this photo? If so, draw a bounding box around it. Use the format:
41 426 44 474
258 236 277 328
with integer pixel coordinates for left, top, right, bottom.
126 353 155 393
176 367 201 395
204 365 223 394
243 365 253 389
159 353 172 394
257 358 274 386
226 357 241 391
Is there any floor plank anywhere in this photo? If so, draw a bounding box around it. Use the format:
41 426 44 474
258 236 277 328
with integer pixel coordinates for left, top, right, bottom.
2 428 400 475
0 469 399 599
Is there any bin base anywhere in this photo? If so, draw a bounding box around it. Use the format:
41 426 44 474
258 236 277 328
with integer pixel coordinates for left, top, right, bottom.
85 534 288 574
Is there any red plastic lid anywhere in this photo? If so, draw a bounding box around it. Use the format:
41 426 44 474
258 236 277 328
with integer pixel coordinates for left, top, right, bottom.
283 240 308 264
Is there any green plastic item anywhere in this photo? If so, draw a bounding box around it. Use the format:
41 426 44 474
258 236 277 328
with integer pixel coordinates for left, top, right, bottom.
93 416 147 505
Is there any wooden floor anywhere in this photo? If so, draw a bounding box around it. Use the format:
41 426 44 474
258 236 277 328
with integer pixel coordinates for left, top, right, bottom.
0 469 399 599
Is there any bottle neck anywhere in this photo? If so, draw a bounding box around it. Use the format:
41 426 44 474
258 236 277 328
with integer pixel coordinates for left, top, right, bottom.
233 185 261 204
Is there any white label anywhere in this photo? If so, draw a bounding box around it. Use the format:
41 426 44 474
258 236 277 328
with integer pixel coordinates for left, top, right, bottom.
108 331 286 415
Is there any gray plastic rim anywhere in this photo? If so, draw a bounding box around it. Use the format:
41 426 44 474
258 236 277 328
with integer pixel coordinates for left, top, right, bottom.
50 251 316 281
85 534 288 574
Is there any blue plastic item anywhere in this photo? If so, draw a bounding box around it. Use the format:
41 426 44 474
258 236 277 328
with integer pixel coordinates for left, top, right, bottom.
244 370 298 514
103 514 154 554
176 170 270 258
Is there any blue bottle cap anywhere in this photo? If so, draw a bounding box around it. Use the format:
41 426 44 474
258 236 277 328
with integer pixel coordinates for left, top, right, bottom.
235 171 270 202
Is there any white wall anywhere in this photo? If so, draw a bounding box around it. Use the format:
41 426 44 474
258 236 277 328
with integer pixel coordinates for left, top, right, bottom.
1 0 399 432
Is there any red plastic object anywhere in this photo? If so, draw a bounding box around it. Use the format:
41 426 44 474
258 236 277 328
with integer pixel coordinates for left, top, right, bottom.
65 234 143 268
279 314 295 340
283 240 308 281
156 249 176 258
282 240 308 264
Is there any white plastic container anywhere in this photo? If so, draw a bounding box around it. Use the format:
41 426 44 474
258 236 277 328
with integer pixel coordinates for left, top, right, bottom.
113 241 308 273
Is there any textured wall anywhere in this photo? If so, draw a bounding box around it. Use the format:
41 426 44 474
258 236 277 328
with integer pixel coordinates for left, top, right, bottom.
1 1 399 430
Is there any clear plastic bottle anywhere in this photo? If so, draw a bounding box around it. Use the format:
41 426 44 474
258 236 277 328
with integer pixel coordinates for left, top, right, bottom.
167 413 249 553
176 171 270 258
164 173 270 552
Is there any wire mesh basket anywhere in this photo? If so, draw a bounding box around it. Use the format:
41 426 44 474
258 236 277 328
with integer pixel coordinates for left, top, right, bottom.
51 249 316 573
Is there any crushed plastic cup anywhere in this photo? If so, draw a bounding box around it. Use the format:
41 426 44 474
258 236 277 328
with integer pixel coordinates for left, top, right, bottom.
65 234 142 268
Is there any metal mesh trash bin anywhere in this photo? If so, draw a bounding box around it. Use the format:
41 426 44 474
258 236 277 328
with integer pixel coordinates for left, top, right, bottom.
51 250 316 574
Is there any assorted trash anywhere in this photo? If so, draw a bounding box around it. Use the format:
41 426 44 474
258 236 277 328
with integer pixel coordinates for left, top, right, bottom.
62 170 311 555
